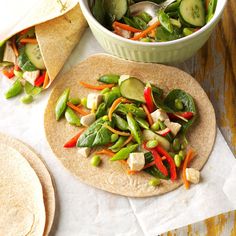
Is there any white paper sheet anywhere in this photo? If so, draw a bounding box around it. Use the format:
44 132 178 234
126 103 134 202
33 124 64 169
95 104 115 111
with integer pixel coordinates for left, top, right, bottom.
0 29 235 236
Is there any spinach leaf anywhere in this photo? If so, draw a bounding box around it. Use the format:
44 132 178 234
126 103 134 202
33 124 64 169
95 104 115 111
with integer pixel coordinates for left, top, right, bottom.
155 26 182 42
144 152 170 180
164 89 197 134
91 0 106 25
18 46 37 71
77 118 113 147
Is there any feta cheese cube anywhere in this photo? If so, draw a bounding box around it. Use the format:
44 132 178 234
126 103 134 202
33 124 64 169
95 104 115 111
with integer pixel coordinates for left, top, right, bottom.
78 147 91 158
3 41 16 64
127 152 145 171
164 119 182 137
23 70 40 85
81 113 96 127
151 109 169 123
186 168 200 184
87 93 103 110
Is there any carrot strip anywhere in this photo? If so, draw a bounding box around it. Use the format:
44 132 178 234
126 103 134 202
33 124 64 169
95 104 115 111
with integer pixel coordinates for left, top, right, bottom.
108 97 126 121
113 21 142 33
182 149 195 189
130 21 160 40
43 71 49 89
142 104 154 126
120 135 133 148
12 38 19 57
79 81 114 90
67 102 89 116
104 124 130 136
94 149 115 157
19 38 38 44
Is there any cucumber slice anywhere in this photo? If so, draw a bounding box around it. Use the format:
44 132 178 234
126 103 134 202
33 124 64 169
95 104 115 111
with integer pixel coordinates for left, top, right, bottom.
25 43 46 70
120 77 145 103
179 0 205 27
104 0 127 20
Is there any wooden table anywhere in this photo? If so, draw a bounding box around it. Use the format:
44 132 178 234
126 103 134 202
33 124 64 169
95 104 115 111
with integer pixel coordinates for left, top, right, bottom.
163 1 236 235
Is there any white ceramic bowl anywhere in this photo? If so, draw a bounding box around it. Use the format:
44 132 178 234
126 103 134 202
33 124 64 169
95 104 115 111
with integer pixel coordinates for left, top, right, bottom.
79 0 227 63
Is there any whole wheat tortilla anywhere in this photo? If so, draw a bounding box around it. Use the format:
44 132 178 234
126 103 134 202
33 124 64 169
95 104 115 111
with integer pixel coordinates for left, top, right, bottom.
0 133 56 236
0 144 45 235
36 4 87 88
44 54 216 197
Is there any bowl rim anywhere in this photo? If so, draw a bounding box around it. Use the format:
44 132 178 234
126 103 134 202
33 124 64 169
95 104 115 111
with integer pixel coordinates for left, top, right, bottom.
79 0 228 47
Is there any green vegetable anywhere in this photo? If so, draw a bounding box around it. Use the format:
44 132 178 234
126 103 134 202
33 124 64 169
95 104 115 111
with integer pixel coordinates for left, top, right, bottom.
170 18 181 28
109 136 127 152
96 102 107 119
24 81 42 96
113 114 129 131
206 0 217 23
119 77 145 103
98 74 119 84
16 28 35 43
91 0 106 25
174 154 182 167
140 38 152 42
20 94 33 104
110 144 138 161
169 152 175 158
135 117 149 130
104 0 128 21
151 84 163 98
151 122 160 131
104 90 120 107
146 140 158 149
158 10 173 33
77 118 113 148
137 12 152 23
117 104 146 118
102 115 109 121
14 69 23 78
155 26 182 42
183 28 195 36
123 16 139 29
175 99 184 110
165 0 181 12
55 88 70 121
68 97 80 105
5 79 23 99
172 138 181 152
18 46 37 71
100 88 110 94
179 150 185 161
133 16 147 30
91 155 101 167
148 178 161 187
127 113 142 144
81 97 87 107
65 107 81 126
0 61 14 67
111 133 119 143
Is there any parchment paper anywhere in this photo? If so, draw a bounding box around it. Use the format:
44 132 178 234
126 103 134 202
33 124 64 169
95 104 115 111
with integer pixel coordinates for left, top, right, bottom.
0 29 235 235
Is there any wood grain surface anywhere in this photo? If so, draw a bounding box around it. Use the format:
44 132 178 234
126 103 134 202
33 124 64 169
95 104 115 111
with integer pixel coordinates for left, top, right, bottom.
163 1 236 235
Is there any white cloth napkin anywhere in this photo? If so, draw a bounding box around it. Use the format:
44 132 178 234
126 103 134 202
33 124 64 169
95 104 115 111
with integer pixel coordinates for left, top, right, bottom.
0 29 235 236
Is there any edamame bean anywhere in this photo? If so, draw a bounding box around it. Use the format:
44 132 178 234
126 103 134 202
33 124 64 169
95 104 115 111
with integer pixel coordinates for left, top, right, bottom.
81 97 87 107
111 133 119 143
20 94 33 104
174 154 182 167
148 178 161 187
102 115 109 121
172 138 180 152
151 122 160 131
91 155 101 167
146 140 158 149
175 99 184 110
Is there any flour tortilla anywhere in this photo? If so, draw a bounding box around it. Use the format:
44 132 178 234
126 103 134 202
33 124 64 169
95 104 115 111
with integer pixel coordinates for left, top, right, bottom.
44 54 216 197
0 133 56 236
0 144 45 235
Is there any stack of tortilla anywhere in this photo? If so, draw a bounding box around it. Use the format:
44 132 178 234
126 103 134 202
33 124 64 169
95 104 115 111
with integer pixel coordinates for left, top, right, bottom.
0 133 55 235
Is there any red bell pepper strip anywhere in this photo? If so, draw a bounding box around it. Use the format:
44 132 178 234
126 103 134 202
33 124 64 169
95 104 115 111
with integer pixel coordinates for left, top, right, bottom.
156 145 177 181
64 128 86 148
34 71 46 87
168 112 194 120
144 83 155 113
143 142 168 176
2 66 14 79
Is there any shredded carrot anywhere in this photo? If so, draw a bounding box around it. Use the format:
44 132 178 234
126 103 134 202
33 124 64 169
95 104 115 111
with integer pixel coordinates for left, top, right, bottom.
19 27 32 35
79 81 114 90
11 38 19 57
43 71 49 89
127 170 137 175
142 104 154 126
94 149 115 157
182 149 196 189
19 38 38 44
113 21 142 33
67 102 89 116
130 21 160 40
108 97 126 121
120 135 133 148
104 124 130 136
